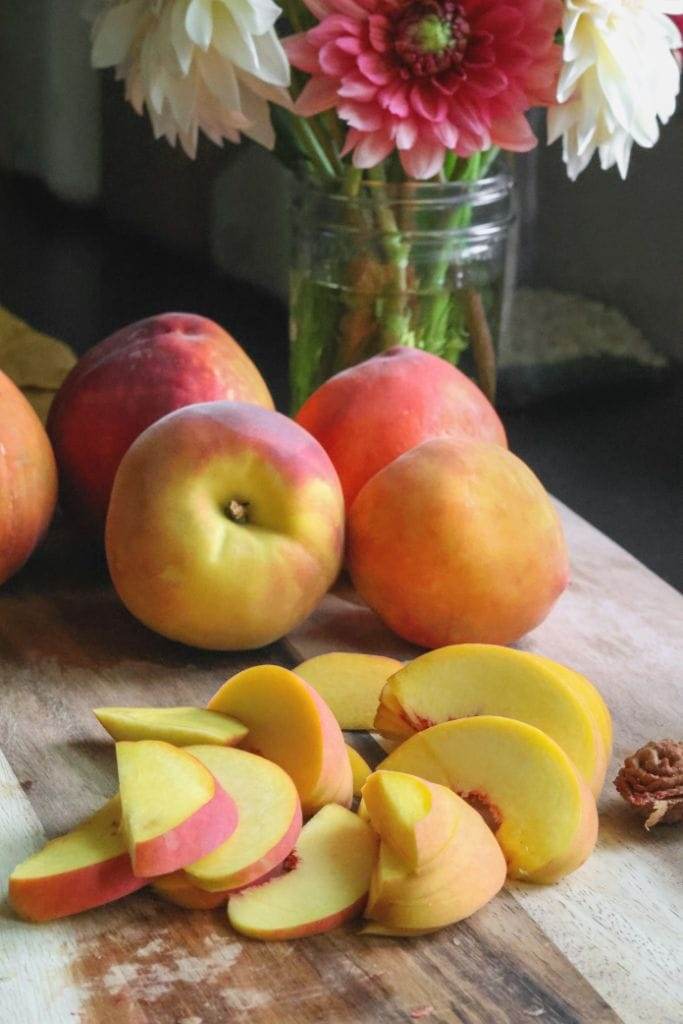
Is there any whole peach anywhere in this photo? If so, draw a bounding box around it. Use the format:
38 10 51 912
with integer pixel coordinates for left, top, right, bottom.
295 347 507 510
348 438 569 648
106 402 345 650
0 370 57 585
48 313 273 535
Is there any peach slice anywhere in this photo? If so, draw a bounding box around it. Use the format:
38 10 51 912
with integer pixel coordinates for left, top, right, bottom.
94 706 247 747
365 802 506 933
294 652 402 730
347 745 371 796
152 871 232 910
182 745 302 892
208 665 352 816
362 770 459 871
9 797 145 922
116 740 238 877
377 645 609 795
228 804 378 940
528 653 613 760
378 716 598 883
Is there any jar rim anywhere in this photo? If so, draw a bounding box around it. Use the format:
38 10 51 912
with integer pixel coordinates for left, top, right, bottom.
293 171 513 209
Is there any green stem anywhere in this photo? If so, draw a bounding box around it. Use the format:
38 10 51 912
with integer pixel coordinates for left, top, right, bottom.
366 166 412 348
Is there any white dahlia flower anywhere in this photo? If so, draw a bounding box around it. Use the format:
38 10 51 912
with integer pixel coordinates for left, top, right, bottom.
88 0 291 157
548 0 683 179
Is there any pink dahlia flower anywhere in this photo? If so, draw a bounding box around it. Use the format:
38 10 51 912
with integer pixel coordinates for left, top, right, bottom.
285 0 563 179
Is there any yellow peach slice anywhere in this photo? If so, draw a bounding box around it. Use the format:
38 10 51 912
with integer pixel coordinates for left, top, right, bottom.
94 706 247 747
116 740 238 877
228 804 378 940
9 797 145 922
152 871 231 910
378 717 598 883
182 746 301 893
294 652 402 730
362 770 458 872
208 665 352 816
527 653 613 759
366 800 506 933
347 745 372 796
378 645 608 795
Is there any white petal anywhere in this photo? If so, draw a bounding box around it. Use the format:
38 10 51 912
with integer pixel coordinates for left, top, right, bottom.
213 6 260 75
223 0 282 37
199 47 242 109
185 0 214 50
91 0 147 68
171 0 194 74
252 30 291 86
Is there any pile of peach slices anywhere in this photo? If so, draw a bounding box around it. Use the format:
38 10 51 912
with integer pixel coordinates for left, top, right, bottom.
9 645 611 939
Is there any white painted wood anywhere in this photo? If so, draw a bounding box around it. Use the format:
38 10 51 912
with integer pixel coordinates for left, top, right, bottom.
0 750 82 1024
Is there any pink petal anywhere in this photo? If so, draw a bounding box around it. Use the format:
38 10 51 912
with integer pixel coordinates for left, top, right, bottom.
394 118 418 150
400 137 445 179
319 39 357 75
337 100 385 130
378 81 411 117
351 129 395 168
410 83 448 123
336 35 363 55
490 111 537 151
282 33 320 74
434 119 458 148
357 50 394 84
309 15 362 45
295 76 340 116
464 66 508 97
338 71 378 101
368 15 390 52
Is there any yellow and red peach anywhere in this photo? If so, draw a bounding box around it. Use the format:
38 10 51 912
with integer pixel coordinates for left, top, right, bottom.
295 346 507 509
48 313 274 535
105 402 345 650
348 438 569 648
0 370 57 585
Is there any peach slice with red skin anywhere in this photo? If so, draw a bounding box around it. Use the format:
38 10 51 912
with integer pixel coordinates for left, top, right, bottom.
293 652 402 731
116 740 238 877
181 745 302 893
208 665 352 816
228 804 378 940
94 706 247 747
9 797 145 922
376 645 609 796
378 716 598 884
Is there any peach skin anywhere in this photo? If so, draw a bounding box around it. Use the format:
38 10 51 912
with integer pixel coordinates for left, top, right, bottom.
295 346 507 509
348 438 569 648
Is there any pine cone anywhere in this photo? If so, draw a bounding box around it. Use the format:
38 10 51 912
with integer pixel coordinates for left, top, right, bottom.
614 740 683 829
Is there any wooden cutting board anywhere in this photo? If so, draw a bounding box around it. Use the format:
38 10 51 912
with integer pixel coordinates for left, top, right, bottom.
1 502 681 1024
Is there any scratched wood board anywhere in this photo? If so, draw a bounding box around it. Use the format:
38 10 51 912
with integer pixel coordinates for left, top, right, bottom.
0 501 681 1024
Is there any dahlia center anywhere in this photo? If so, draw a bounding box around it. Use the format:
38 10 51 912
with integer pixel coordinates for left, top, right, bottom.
393 0 470 77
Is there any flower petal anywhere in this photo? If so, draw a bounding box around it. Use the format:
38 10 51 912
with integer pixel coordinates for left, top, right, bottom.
91 0 147 68
185 0 213 51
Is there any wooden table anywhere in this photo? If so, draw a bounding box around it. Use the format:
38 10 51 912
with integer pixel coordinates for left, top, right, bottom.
1 503 681 1024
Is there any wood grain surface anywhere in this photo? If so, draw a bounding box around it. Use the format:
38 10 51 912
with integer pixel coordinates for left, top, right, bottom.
1 503 681 1024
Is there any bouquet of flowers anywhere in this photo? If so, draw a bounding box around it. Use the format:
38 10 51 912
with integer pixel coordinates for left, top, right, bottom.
89 0 683 404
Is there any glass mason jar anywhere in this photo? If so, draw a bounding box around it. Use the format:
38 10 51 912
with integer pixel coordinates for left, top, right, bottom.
289 173 516 411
